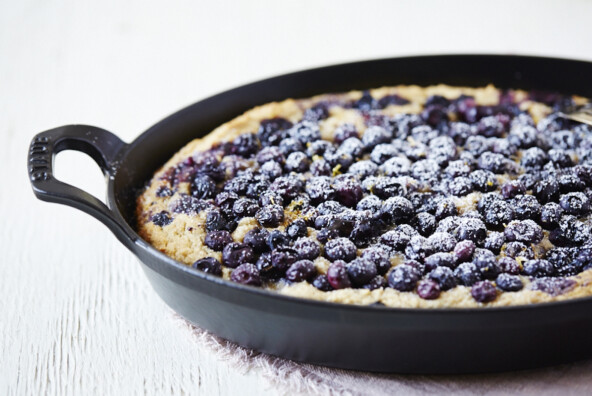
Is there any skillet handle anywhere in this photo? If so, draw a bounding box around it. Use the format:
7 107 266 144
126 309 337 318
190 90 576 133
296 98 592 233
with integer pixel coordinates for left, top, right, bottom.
27 125 136 249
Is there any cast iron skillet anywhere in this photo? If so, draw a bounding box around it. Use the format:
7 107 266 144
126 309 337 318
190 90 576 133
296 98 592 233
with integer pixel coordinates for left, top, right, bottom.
28 55 592 374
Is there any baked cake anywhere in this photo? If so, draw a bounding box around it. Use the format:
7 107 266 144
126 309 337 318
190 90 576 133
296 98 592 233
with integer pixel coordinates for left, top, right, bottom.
136 84 592 308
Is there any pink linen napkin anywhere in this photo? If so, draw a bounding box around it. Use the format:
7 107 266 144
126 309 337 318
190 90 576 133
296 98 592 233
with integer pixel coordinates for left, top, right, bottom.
174 314 592 395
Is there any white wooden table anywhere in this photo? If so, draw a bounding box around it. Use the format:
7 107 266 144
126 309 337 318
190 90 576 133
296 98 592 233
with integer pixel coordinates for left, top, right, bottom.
2 1 592 394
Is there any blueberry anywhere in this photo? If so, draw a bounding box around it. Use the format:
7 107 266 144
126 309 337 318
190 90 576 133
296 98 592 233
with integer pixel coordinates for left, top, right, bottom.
498 257 520 275
303 103 330 122
455 217 487 244
540 202 563 229
478 152 513 174
388 264 421 291
512 195 542 220
472 253 500 280
448 177 473 196
428 266 457 290
325 237 357 262
427 232 457 253
557 173 586 193
410 212 437 236
293 237 320 261
267 230 290 250
347 258 378 287
381 230 411 251
411 159 441 181
362 126 391 149
413 126 439 145
356 195 382 214
255 205 284 228
306 177 336 205
269 176 303 200
434 197 458 220
349 218 378 248
372 145 400 165
502 242 534 260
534 180 560 204
521 147 549 169
378 94 410 108
232 133 260 157
246 179 271 200
501 180 526 199
326 260 352 289
192 257 223 276
222 242 255 268
559 192 590 216
465 136 490 156
422 105 449 126
454 240 476 263
155 185 173 197
348 160 378 178
312 274 334 291
425 252 457 271
445 160 472 178
353 91 376 111
260 161 283 179
258 118 292 146
477 116 505 137
307 140 334 157
455 262 482 286
545 247 578 276
523 259 554 277
508 125 537 148
496 273 523 292
373 177 408 199
448 122 474 145
204 230 233 251
286 219 308 240
338 137 365 158
151 211 172 227
518 173 539 190
233 198 259 218
504 220 543 243
548 149 574 168
417 279 441 300
471 281 497 303
529 277 576 296
361 244 392 275
278 137 304 156
205 209 229 232
284 152 310 173
309 159 332 176
230 263 262 286
324 150 354 170
380 196 414 223
333 177 363 207
258 191 284 208
243 227 270 254
362 275 388 290
271 247 298 272
405 235 434 262
191 175 216 199
549 215 590 246
333 123 359 144
256 146 285 165
483 231 505 254
285 260 317 282
481 199 514 228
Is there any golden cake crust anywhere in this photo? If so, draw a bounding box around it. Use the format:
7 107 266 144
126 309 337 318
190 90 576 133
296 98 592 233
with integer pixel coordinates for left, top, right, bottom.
137 84 592 308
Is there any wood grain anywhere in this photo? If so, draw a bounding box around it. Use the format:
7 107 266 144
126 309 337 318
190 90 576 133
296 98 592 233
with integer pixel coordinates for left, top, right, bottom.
2 0 592 394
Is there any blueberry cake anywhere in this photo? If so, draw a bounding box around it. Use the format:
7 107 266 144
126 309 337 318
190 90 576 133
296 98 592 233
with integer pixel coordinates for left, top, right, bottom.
136 84 592 307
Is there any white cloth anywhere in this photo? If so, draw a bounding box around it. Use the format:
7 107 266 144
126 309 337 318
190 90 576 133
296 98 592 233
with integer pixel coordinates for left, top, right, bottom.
175 314 592 396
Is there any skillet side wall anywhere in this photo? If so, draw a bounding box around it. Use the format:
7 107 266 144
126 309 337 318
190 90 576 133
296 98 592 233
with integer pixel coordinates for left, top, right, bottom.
112 55 592 372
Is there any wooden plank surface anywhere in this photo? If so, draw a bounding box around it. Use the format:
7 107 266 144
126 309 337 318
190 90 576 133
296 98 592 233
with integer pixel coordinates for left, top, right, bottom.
2 1 592 395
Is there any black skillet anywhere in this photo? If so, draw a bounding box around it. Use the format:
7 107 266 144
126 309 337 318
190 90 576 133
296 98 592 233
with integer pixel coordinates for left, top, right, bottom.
27 55 592 373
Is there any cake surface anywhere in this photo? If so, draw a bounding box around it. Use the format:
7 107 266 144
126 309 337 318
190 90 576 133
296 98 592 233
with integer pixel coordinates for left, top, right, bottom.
136 84 592 308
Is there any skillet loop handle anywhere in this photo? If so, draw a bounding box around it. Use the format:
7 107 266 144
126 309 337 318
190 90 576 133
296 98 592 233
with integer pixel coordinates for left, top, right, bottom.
28 125 135 248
